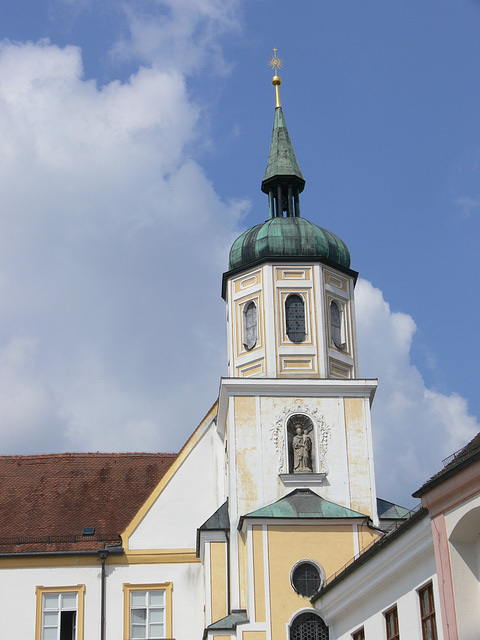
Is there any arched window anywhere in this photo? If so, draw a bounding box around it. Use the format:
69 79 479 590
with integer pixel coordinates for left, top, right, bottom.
243 301 257 350
330 301 343 349
286 294 306 343
290 612 329 640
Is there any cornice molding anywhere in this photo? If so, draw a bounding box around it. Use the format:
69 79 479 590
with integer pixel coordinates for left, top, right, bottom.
217 377 377 432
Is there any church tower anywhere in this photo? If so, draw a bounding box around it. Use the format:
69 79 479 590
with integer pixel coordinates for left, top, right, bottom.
206 55 381 639
223 65 357 382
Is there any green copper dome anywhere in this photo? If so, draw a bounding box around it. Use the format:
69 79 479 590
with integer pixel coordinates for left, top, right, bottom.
228 217 351 271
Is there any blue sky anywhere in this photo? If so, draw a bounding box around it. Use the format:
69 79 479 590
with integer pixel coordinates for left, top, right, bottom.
0 0 478 506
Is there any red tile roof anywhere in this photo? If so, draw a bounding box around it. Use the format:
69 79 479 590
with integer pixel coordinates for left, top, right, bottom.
0 452 177 554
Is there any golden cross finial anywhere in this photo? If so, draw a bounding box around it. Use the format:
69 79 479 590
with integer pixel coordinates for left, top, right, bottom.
268 48 283 75
268 47 282 108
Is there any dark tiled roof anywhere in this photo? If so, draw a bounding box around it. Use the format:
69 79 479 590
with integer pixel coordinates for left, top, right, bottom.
0 452 176 554
199 501 230 532
205 610 249 632
413 431 480 498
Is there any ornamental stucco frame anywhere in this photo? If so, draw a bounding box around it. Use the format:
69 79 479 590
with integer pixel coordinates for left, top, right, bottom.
269 402 330 476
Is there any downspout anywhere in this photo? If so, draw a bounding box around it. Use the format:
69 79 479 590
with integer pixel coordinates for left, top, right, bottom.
98 549 108 640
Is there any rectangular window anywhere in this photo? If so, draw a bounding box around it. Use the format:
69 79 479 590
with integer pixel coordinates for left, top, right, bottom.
352 628 365 640
35 586 85 640
418 582 438 640
123 583 172 640
384 605 400 640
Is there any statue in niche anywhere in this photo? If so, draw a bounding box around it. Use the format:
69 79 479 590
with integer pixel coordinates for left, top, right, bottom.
292 425 313 473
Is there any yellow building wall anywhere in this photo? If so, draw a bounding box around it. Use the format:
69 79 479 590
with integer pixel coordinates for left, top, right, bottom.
243 632 267 640
359 522 379 551
210 542 228 623
266 524 356 639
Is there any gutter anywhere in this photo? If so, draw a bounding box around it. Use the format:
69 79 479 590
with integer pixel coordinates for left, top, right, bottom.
0 546 123 559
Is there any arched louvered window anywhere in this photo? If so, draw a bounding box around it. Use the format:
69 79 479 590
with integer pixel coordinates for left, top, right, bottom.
330 301 342 349
290 612 329 640
243 301 257 350
285 294 306 343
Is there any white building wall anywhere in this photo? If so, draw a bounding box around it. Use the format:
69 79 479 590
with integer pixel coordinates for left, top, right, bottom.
129 419 225 550
0 560 204 639
317 515 444 640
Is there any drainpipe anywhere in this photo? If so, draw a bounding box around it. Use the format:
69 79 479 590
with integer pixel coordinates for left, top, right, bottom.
98 549 108 640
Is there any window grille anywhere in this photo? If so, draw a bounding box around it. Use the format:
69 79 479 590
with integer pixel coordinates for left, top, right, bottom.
291 562 322 597
290 613 329 640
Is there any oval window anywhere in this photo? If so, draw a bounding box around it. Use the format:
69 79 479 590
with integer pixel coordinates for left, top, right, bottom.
291 561 323 597
285 294 306 343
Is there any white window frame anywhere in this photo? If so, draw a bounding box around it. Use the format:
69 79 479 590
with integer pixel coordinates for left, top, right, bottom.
123 583 172 640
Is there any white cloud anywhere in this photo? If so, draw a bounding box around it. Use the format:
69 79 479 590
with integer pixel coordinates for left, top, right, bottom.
355 279 479 506
0 37 247 455
454 195 480 218
111 0 242 74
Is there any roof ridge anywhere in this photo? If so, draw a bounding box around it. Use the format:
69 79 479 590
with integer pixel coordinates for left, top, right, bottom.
0 451 178 462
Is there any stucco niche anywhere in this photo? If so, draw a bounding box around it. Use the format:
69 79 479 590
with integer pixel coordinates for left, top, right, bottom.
270 403 330 485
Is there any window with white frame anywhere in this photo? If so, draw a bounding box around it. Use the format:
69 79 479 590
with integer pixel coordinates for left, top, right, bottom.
130 589 166 639
35 586 84 640
123 584 172 640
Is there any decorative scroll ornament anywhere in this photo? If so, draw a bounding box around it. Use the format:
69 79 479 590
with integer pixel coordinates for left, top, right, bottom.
270 403 331 474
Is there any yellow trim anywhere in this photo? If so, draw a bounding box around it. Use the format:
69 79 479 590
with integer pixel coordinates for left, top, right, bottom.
210 541 228 623
0 550 198 569
35 584 85 640
123 549 199 564
122 402 218 549
252 525 266 623
123 582 172 640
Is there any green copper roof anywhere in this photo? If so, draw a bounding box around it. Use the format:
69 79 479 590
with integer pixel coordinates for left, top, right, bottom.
377 498 411 520
262 107 305 193
239 489 366 528
228 217 351 271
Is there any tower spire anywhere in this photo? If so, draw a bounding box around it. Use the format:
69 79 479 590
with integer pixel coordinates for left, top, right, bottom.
262 49 305 219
